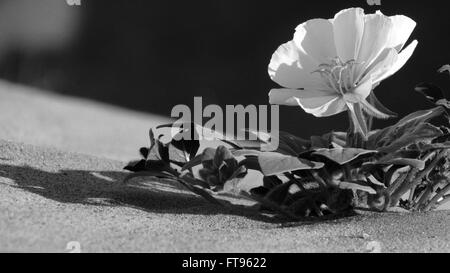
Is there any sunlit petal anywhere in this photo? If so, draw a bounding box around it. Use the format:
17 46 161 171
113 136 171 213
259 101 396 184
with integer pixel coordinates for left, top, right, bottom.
269 88 335 105
294 96 347 117
359 98 393 119
360 48 398 85
332 7 365 62
386 13 417 51
355 13 393 80
294 18 337 64
349 76 373 101
268 41 325 89
382 40 418 82
268 8 417 122
269 88 346 117
367 40 417 85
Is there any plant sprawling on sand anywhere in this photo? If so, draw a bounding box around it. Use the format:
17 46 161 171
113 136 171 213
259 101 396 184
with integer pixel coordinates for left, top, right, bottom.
124 8 450 220
123 95 450 220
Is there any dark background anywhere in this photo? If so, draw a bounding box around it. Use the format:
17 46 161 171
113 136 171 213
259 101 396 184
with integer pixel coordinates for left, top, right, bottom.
0 0 449 137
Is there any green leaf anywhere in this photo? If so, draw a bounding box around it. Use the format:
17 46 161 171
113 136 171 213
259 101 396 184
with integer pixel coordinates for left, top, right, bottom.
220 139 264 150
124 156 176 176
124 160 147 172
170 135 200 162
415 82 445 104
366 175 386 188
339 181 377 195
180 154 203 171
213 146 233 169
239 130 311 156
367 107 445 150
139 147 150 159
265 181 293 205
220 178 242 195
232 149 263 157
415 142 450 152
310 131 346 149
263 176 283 190
384 166 411 187
310 135 330 149
249 186 270 197
436 99 450 109
367 191 390 212
312 148 377 165
326 131 347 148
438 64 450 75
181 148 216 171
151 123 201 164
146 129 167 162
257 152 324 176
376 158 426 170
377 123 443 153
228 165 248 180
143 129 170 163
123 171 175 184
395 107 445 129
269 131 311 155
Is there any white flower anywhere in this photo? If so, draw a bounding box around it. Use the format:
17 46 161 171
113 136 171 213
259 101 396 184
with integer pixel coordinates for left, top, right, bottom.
268 8 417 136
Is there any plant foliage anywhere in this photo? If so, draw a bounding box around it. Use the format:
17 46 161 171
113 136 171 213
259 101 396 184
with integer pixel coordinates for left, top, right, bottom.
124 67 450 220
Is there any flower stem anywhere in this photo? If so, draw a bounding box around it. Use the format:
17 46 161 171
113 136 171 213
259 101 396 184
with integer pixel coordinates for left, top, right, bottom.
423 181 450 211
391 151 445 207
367 95 375 132
346 104 368 148
435 195 450 208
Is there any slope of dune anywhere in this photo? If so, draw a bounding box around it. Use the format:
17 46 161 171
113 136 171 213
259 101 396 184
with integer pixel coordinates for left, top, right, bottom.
0 81 449 253
0 80 170 161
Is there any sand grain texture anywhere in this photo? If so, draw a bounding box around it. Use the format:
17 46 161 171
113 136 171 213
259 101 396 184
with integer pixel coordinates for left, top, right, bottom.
0 81 449 253
0 81 170 161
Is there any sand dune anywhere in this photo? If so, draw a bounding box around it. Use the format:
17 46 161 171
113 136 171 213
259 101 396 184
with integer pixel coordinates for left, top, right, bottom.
0 80 171 161
0 81 449 252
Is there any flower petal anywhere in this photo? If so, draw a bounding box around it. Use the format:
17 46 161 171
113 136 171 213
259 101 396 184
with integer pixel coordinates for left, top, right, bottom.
294 19 337 64
359 98 393 119
355 13 393 79
383 40 418 81
368 92 398 118
367 40 417 85
269 88 334 105
332 8 365 62
348 75 374 101
386 14 417 51
269 88 346 117
359 48 398 85
268 41 326 89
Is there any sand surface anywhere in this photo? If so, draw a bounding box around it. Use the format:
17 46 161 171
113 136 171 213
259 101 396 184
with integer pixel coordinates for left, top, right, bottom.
0 81 449 253
0 81 170 161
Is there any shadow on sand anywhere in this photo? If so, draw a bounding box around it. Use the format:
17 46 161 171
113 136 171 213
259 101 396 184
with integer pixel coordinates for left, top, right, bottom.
0 163 357 225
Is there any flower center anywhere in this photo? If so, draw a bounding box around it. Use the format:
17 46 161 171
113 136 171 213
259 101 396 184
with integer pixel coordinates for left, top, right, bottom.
313 57 359 96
